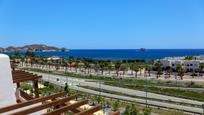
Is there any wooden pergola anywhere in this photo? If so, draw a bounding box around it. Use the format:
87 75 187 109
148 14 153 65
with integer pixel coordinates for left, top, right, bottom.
0 92 106 115
12 70 42 98
5 70 120 115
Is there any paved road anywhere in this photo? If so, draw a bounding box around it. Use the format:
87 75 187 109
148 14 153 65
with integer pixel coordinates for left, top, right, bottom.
75 87 203 114
31 71 204 105
29 71 204 114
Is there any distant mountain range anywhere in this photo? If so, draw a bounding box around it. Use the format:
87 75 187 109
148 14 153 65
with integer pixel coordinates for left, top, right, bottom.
0 44 68 52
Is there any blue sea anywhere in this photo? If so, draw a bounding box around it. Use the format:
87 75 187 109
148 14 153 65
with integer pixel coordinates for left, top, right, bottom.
2 49 204 60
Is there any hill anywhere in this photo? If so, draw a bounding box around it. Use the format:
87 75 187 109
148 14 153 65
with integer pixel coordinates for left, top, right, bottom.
0 44 68 52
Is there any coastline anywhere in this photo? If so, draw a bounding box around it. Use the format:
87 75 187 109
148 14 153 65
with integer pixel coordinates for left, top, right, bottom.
2 49 204 60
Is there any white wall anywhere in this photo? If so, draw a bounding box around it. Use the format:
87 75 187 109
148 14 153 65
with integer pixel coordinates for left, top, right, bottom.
0 54 16 108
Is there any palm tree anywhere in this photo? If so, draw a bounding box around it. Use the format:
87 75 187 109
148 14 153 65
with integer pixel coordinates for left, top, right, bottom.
107 62 114 75
132 65 139 78
73 59 80 72
99 61 106 75
115 61 121 77
120 64 128 76
64 62 69 73
199 63 204 76
47 61 52 70
155 62 162 79
94 62 100 74
145 65 151 77
84 62 90 74
20 57 25 67
138 65 143 76
130 63 134 75
68 57 74 71
176 64 186 80
166 66 172 78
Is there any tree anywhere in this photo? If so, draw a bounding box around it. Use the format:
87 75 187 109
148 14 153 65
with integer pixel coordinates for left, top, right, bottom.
132 65 139 78
130 63 134 75
99 61 107 75
138 65 143 76
112 101 120 111
199 63 204 76
14 51 20 57
73 59 80 72
25 50 35 57
124 104 139 115
107 62 114 75
184 56 194 60
64 62 69 73
84 62 90 74
166 66 172 78
155 62 162 79
120 64 128 76
68 58 73 71
143 108 152 115
47 61 52 70
95 96 102 104
176 64 186 80
145 65 151 77
115 61 122 76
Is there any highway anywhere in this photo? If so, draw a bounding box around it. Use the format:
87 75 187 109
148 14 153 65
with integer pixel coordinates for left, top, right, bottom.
29 71 204 114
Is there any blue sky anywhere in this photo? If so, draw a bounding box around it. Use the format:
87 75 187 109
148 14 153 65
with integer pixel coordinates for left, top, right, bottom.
0 0 204 49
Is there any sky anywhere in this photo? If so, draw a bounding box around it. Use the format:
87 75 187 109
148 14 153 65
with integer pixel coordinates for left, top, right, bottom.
0 0 204 49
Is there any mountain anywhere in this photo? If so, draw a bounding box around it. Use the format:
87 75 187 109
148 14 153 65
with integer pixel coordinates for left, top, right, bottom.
0 44 68 52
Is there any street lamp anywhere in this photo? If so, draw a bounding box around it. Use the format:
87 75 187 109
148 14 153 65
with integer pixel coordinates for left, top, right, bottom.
202 104 204 115
145 70 148 108
99 80 101 97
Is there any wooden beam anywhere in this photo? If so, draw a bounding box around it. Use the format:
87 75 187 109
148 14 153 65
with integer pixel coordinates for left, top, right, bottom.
111 111 120 115
20 90 34 100
60 103 83 113
70 108 83 113
75 105 102 115
42 100 88 115
13 78 39 83
0 92 66 113
13 76 41 80
10 95 76 115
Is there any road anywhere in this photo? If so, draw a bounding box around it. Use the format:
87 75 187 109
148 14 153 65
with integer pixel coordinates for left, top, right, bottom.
29 71 204 114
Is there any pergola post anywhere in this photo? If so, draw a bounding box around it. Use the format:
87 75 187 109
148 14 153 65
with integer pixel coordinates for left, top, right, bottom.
33 80 39 98
16 82 20 88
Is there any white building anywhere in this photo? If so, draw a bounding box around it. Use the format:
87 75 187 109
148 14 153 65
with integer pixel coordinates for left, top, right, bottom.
160 56 204 71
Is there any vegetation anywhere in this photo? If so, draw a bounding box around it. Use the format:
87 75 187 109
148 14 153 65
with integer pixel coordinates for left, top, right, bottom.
184 56 196 60
19 76 190 115
12 54 199 115
176 64 186 80
124 104 139 115
155 61 162 79
23 68 204 101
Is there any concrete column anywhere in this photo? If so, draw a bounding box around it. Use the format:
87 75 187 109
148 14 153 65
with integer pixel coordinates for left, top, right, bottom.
0 54 16 107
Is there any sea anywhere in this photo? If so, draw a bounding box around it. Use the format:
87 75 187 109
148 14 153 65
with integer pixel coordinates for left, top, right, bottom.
2 49 204 60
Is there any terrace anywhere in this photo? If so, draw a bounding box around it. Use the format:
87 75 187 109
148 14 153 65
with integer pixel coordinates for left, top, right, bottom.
0 54 113 115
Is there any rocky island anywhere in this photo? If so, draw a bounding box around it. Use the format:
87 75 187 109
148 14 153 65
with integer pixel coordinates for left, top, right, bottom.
0 44 68 52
